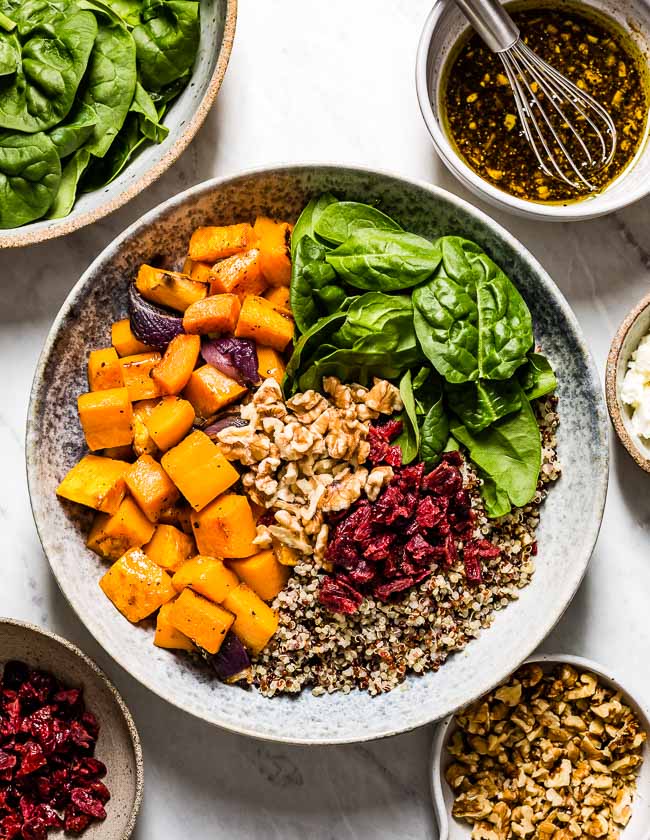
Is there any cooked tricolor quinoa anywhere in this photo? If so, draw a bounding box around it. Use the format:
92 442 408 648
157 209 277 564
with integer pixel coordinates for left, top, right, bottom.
253 396 560 696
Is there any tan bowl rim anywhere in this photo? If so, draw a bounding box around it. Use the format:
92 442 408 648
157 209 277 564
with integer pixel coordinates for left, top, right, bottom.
0 0 237 249
605 289 650 473
0 617 144 839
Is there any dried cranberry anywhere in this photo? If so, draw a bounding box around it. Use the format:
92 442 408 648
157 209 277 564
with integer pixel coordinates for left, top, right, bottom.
16 743 46 778
404 534 437 562
463 544 483 584
383 445 403 467
374 577 415 601
82 781 110 805
69 789 106 820
346 560 376 586
423 462 462 496
395 463 424 492
70 758 106 782
318 577 363 614
362 532 396 562
0 813 22 838
63 805 92 834
416 496 444 531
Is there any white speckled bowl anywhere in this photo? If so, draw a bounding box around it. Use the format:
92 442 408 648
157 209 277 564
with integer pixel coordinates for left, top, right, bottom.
0 0 236 249
0 618 143 839
431 653 650 840
26 165 608 744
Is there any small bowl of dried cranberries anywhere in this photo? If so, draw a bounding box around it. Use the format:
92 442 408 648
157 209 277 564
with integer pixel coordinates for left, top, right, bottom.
0 618 143 839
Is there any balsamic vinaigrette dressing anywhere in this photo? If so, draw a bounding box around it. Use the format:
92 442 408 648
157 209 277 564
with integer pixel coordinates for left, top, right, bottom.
442 3 650 203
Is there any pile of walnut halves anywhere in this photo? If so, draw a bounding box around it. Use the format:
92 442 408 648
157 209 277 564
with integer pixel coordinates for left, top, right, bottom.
216 376 402 564
446 662 646 840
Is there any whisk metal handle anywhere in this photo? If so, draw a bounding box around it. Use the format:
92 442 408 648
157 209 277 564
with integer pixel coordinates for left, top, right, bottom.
453 0 519 52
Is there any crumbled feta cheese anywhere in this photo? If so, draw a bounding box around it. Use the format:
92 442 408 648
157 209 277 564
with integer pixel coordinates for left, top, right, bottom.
620 336 650 439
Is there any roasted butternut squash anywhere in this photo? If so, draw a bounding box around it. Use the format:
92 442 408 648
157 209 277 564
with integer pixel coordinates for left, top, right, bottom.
86 496 155 560
111 319 152 357
182 257 213 285
144 396 195 451
154 602 196 651
88 347 124 391
263 285 291 313
172 557 239 603
234 295 295 352
208 250 266 299
253 216 292 286
257 345 286 384
191 494 257 558
56 454 129 514
78 387 133 451
228 550 290 602
158 502 194 534
183 364 247 419
144 523 195 572
120 352 163 401
169 588 234 654
136 265 207 313
125 454 180 522
132 399 159 457
222 583 278 654
151 334 201 395
273 541 299 567
189 223 255 263
182 294 241 335
161 430 239 511
100 547 175 623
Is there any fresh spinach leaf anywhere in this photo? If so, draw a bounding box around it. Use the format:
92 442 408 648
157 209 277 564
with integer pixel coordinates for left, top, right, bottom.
0 9 15 32
518 352 557 400
446 378 522 433
0 130 61 227
450 386 541 510
327 229 442 291
420 389 449 465
314 200 402 245
290 235 339 334
132 0 199 91
333 292 417 352
283 312 348 394
296 345 415 392
48 102 97 158
291 192 337 259
0 27 18 76
479 470 511 518
0 0 98 132
395 370 420 465
130 80 168 141
47 147 90 218
81 112 145 189
105 0 141 25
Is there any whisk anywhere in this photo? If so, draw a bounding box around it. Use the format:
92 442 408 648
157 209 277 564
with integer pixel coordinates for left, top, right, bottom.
453 0 617 190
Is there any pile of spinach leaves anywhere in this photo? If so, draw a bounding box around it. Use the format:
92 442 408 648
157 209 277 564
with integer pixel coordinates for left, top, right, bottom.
0 0 199 228
286 195 558 518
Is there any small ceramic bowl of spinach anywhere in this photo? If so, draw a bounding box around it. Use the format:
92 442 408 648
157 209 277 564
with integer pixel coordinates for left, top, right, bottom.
0 0 237 247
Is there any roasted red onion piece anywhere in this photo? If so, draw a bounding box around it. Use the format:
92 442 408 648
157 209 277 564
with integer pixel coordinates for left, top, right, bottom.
210 633 251 684
128 283 184 351
202 337 261 385
204 415 249 440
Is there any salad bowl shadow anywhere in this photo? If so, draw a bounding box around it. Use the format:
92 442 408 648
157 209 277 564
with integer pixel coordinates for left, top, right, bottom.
27 164 608 744
430 653 650 840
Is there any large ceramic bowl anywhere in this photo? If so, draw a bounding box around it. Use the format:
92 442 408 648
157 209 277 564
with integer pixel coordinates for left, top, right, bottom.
0 0 236 249
27 165 609 744
0 619 143 839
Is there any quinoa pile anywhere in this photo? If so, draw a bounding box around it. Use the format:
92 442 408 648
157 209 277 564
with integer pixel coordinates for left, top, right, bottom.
253 396 561 697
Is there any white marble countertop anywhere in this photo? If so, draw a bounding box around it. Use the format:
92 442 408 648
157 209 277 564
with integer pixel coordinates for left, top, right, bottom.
2 1 650 836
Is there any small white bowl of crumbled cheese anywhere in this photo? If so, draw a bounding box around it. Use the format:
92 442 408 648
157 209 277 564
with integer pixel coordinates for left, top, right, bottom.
606 292 650 472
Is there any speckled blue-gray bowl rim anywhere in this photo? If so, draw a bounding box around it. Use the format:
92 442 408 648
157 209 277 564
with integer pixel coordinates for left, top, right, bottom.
26 164 609 745
0 617 143 838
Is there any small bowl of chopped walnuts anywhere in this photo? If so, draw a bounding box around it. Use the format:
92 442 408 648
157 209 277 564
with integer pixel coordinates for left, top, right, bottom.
431 654 650 840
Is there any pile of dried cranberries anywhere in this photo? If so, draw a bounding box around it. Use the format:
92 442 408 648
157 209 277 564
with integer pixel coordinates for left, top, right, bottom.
318 420 500 614
0 661 110 838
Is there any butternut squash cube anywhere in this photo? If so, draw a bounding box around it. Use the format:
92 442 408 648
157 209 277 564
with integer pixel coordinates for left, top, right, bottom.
144 396 195 451
228 549 290 602
100 547 175 623
172 556 239 603
208 250 266 299
222 583 278 654
182 294 241 335
86 496 155 560
183 364 247 419
161 430 239 511
111 319 152 357
189 223 255 263
144 523 195 572
136 265 207 313
169 588 234 654
132 398 159 457
125 454 180 522
158 502 194 534
191 494 257 558
257 345 286 384
57 454 129 514
78 387 133 451
120 352 163 401
154 602 196 651
151 334 201 395
235 296 294 352
88 347 124 391
273 541 299 567
253 217 292 287
263 285 291 313
182 257 213 285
